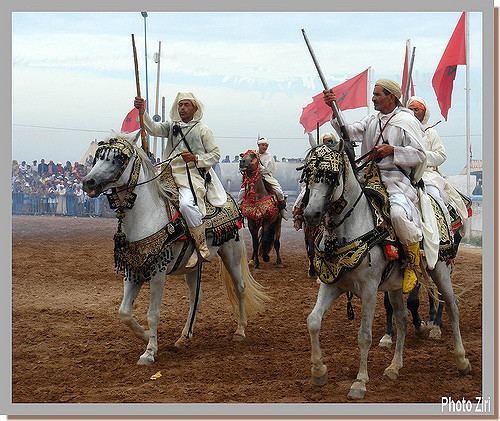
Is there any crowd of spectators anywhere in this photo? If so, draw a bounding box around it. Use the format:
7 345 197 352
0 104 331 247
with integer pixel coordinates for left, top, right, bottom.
11 156 107 217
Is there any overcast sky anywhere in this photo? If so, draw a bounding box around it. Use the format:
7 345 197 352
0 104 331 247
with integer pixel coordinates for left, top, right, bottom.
12 11 484 175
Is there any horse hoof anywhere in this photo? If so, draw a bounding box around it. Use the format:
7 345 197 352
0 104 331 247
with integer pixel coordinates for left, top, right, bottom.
232 333 245 342
429 326 442 340
248 260 255 268
458 360 472 375
414 321 430 338
378 334 393 348
311 373 328 386
383 367 399 380
263 255 270 263
137 354 155 365
347 382 366 400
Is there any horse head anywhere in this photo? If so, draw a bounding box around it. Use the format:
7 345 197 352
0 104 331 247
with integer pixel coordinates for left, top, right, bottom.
239 149 259 176
301 139 346 227
82 131 141 197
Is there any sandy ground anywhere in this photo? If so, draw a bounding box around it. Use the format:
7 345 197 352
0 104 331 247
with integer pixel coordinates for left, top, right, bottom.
12 215 482 404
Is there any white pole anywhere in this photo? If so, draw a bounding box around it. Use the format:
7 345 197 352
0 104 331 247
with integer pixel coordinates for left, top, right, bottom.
465 12 471 238
161 96 166 157
153 41 161 159
367 66 372 115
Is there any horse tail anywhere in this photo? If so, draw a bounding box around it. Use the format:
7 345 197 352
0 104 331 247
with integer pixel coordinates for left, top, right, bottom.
219 238 271 318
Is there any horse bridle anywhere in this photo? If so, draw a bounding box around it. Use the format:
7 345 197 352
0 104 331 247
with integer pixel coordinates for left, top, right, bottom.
301 144 366 229
93 137 182 210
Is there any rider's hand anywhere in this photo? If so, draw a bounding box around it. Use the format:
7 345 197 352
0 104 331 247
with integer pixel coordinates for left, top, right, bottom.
181 151 197 163
134 97 145 114
374 144 394 159
323 89 336 106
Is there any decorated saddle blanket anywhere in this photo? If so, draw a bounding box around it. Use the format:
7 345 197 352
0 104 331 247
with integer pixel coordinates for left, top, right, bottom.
240 194 279 222
314 163 455 285
113 168 243 281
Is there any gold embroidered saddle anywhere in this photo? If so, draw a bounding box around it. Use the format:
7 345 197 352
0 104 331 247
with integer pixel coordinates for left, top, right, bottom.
314 163 455 285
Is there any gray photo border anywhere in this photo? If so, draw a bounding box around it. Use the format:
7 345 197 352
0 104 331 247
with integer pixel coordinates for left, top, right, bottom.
2 0 496 418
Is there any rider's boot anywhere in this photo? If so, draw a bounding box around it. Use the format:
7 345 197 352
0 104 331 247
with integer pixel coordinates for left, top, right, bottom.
402 242 420 293
186 222 210 269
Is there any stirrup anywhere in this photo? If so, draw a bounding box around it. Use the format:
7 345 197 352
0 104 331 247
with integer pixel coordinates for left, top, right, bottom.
186 251 199 269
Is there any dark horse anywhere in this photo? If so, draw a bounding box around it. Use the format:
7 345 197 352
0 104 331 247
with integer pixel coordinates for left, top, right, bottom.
239 149 283 269
293 199 322 277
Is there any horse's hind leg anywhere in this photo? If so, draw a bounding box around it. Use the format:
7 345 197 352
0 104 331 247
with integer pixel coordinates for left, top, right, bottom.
383 289 407 380
118 277 148 342
407 283 429 337
379 292 394 348
307 283 343 387
274 238 282 266
175 269 202 348
137 272 166 365
428 291 444 340
219 242 248 340
431 263 471 374
348 287 377 400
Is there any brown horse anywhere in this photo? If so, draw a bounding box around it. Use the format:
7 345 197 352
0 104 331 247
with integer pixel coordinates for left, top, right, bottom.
239 150 282 269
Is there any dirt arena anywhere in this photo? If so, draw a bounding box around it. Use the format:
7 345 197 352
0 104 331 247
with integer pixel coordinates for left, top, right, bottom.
12 215 482 404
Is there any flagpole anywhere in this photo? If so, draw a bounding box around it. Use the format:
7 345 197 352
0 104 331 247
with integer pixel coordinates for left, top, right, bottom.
367 66 372 115
465 11 471 238
161 96 166 158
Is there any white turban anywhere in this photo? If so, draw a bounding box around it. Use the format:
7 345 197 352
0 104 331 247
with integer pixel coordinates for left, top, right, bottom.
407 96 430 125
257 137 269 145
170 92 204 122
375 79 402 100
321 132 338 143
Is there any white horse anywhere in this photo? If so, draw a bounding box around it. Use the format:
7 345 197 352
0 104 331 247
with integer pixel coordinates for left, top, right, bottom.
301 140 471 400
82 132 269 365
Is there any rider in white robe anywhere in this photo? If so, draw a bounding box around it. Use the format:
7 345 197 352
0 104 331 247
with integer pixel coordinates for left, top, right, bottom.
324 79 428 293
135 92 226 268
407 96 470 225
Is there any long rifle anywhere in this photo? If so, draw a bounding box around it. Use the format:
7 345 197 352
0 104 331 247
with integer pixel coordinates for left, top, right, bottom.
301 29 356 166
403 46 416 105
131 34 149 153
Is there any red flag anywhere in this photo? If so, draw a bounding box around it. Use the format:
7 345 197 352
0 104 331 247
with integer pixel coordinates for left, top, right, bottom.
432 12 466 120
401 40 415 104
299 68 369 133
121 106 144 133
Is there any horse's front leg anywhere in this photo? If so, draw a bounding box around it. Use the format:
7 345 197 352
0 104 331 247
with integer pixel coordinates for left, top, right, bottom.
137 272 166 365
348 286 377 400
274 237 282 266
383 289 407 380
307 283 343 386
118 277 149 343
174 268 202 348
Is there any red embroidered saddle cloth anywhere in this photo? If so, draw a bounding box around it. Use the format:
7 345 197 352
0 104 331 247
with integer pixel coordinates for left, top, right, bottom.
241 194 279 222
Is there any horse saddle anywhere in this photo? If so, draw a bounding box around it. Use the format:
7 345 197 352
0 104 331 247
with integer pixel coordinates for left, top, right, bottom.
160 164 243 246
